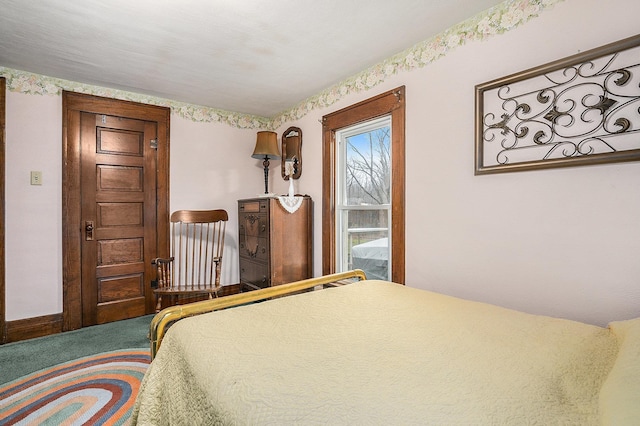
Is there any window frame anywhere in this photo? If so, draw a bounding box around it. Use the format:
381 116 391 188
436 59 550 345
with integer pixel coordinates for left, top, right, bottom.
322 86 405 283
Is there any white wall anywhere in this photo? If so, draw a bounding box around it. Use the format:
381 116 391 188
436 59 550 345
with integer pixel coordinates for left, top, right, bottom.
5 92 62 320
5 0 640 326
168 117 270 287
278 0 640 326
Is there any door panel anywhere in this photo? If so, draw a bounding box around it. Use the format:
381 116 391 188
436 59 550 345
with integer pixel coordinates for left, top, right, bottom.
98 128 144 155
98 274 144 302
97 165 144 190
80 113 156 325
98 203 143 226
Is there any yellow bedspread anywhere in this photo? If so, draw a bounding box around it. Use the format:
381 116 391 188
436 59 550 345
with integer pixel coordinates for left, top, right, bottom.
132 280 637 425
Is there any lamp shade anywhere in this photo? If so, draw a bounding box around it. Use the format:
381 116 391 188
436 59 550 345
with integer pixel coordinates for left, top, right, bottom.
252 131 280 160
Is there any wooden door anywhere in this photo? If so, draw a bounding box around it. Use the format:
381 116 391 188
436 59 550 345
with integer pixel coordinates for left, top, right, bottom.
63 92 170 330
80 113 156 325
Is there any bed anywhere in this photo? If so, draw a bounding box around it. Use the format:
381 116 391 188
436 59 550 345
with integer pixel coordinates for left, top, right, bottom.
132 270 640 425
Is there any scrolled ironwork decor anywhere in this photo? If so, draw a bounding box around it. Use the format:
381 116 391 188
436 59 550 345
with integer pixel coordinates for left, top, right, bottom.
475 34 640 175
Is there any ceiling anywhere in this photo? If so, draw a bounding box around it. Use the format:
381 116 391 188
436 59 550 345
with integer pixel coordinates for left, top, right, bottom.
0 0 504 117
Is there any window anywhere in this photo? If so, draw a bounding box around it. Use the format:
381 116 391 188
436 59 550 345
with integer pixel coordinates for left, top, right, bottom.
322 86 405 283
336 117 391 280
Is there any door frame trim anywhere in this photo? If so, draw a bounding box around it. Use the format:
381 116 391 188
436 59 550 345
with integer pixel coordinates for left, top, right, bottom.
62 92 170 331
0 78 5 342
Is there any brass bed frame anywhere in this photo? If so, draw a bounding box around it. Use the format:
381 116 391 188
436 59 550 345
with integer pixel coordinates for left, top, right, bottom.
149 269 367 358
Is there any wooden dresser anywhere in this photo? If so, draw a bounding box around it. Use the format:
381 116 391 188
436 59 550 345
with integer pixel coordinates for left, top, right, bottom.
238 196 312 290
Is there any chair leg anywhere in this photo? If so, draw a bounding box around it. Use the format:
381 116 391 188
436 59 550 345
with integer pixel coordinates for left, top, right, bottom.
155 294 162 313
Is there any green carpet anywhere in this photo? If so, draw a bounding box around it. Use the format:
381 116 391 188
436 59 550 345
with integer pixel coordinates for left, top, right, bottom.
0 314 153 384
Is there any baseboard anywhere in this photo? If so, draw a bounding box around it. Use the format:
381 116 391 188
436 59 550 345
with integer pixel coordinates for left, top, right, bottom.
5 313 64 343
3 284 243 344
220 283 242 296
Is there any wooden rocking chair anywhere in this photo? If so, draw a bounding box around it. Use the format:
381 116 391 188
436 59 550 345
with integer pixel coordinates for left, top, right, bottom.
153 209 228 312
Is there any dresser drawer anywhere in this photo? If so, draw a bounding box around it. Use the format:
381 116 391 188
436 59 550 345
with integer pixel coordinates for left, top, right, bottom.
238 200 269 213
238 213 268 238
240 258 269 289
239 236 268 261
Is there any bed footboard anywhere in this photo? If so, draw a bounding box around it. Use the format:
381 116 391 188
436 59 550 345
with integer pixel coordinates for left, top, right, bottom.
149 269 367 358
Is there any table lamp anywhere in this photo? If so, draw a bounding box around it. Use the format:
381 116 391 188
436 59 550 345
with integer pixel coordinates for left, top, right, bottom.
252 131 280 195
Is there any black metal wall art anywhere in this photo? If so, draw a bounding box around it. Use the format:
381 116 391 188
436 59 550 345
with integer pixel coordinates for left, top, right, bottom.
475 34 640 175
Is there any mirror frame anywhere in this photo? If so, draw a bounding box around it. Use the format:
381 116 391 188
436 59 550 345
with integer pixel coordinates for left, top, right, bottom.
281 126 302 180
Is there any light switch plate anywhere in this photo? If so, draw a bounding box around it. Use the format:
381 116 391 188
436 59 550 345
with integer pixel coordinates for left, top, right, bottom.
30 171 43 185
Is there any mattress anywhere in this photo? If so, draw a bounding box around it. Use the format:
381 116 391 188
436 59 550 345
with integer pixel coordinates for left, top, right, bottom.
132 280 638 425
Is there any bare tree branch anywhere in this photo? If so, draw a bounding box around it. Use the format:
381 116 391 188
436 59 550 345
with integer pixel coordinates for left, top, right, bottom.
345 127 390 205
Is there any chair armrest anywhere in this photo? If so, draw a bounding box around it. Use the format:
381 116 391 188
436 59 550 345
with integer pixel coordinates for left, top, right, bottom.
152 257 175 290
152 257 174 265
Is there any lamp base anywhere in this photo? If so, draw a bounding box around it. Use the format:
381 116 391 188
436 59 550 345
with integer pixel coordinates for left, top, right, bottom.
257 192 275 198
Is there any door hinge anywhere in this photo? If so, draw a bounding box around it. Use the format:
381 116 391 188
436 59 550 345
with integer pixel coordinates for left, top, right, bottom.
150 139 158 149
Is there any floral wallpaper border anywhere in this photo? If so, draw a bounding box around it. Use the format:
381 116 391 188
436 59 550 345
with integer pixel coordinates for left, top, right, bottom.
272 0 563 128
0 0 562 130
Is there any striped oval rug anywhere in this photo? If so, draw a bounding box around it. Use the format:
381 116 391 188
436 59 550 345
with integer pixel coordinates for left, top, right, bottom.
0 349 150 425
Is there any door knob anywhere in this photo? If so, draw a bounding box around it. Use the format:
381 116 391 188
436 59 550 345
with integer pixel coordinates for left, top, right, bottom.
85 221 94 241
